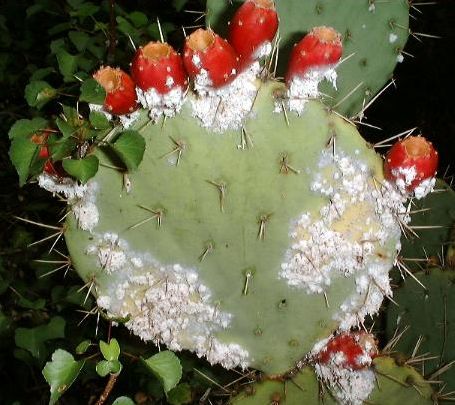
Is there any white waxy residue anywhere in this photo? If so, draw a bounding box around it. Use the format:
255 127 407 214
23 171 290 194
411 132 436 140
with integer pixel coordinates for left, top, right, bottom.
88 233 250 369
38 173 99 231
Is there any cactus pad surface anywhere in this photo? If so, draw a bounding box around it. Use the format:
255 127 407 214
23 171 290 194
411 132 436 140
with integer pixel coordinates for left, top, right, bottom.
387 267 455 396
230 357 432 404
47 80 406 374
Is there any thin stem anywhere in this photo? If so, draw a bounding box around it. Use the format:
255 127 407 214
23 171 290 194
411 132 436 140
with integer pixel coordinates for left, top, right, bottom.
107 0 117 63
95 373 118 405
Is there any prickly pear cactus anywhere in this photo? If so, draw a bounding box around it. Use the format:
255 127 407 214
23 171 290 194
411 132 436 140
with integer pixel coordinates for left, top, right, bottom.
386 267 455 397
206 0 410 116
399 180 455 270
230 357 433 405
56 79 405 375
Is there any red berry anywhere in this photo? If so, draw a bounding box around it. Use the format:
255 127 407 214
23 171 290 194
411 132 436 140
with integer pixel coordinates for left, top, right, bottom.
31 130 51 159
93 67 138 115
384 136 438 191
31 130 65 176
228 0 279 70
183 28 239 88
317 332 378 370
131 41 188 94
285 26 342 85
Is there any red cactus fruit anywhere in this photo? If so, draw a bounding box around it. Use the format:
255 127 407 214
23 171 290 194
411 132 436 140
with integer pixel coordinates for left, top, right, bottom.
228 0 279 69
131 41 188 94
317 332 378 370
93 67 138 115
384 136 438 191
285 26 342 85
31 130 64 176
183 28 239 88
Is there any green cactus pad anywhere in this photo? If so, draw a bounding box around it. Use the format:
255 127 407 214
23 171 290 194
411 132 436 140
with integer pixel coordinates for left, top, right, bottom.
52 80 404 375
206 0 409 117
400 180 455 270
386 267 455 396
230 357 432 404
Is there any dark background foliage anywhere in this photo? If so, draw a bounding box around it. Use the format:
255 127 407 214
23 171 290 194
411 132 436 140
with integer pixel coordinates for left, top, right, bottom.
0 0 454 404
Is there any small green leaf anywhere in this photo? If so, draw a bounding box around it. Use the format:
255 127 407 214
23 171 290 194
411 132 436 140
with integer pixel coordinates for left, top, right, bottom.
18 296 46 310
80 78 106 105
25 80 57 109
49 138 76 161
112 396 135 405
99 338 120 361
75 340 91 355
15 316 66 359
142 351 182 393
70 2 100 18
55 117 76 139
30 67 56 81
89 111 111 129
96 360 111 377
8 117 47 140
43 349 85 405
56 49 78 81
96 359 122 377
172 0 189 12
68 31 90 52
128 11 148 28
9 135 39 186
112 130 146 171
62 155 99 183
168 383 192 405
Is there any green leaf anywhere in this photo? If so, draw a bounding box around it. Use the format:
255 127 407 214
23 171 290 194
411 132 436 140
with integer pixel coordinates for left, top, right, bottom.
69 2 100 18
49 138 77 161
96 359 122 377
62 155 99 184
112 396 135 405
128 11 148 28
9 135 39 186
99 338 120 361
89 111 111 129
80 78 106 105
18 296 46 310
15 316 66 359
56 49 78 81
25 80 57 109
43 349 85 405
75 340 91 355
68 31 90 52
172 0 188 12
168 383 192 405
30 67 56 81
96 360 111 377
9 117 47 139
55 117 76 139
112 130 146 171
142 351 182 393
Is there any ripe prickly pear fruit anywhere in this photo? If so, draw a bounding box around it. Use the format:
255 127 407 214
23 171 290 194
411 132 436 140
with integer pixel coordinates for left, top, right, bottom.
93 66 138 115
316 332 378 370
384 135 438 198
183 28 239 88
228 0 279 70
285 26 342 85
131 41 187 94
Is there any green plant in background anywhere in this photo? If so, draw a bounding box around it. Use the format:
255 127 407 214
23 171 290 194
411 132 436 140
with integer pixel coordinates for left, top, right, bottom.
2 0 454 404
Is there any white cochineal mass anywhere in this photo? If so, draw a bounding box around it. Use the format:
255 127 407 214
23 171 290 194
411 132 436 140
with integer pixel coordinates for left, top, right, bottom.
38 173 99 232
88 233 250 369
190 62 261 132
280 150 409 330
311 336 376 405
